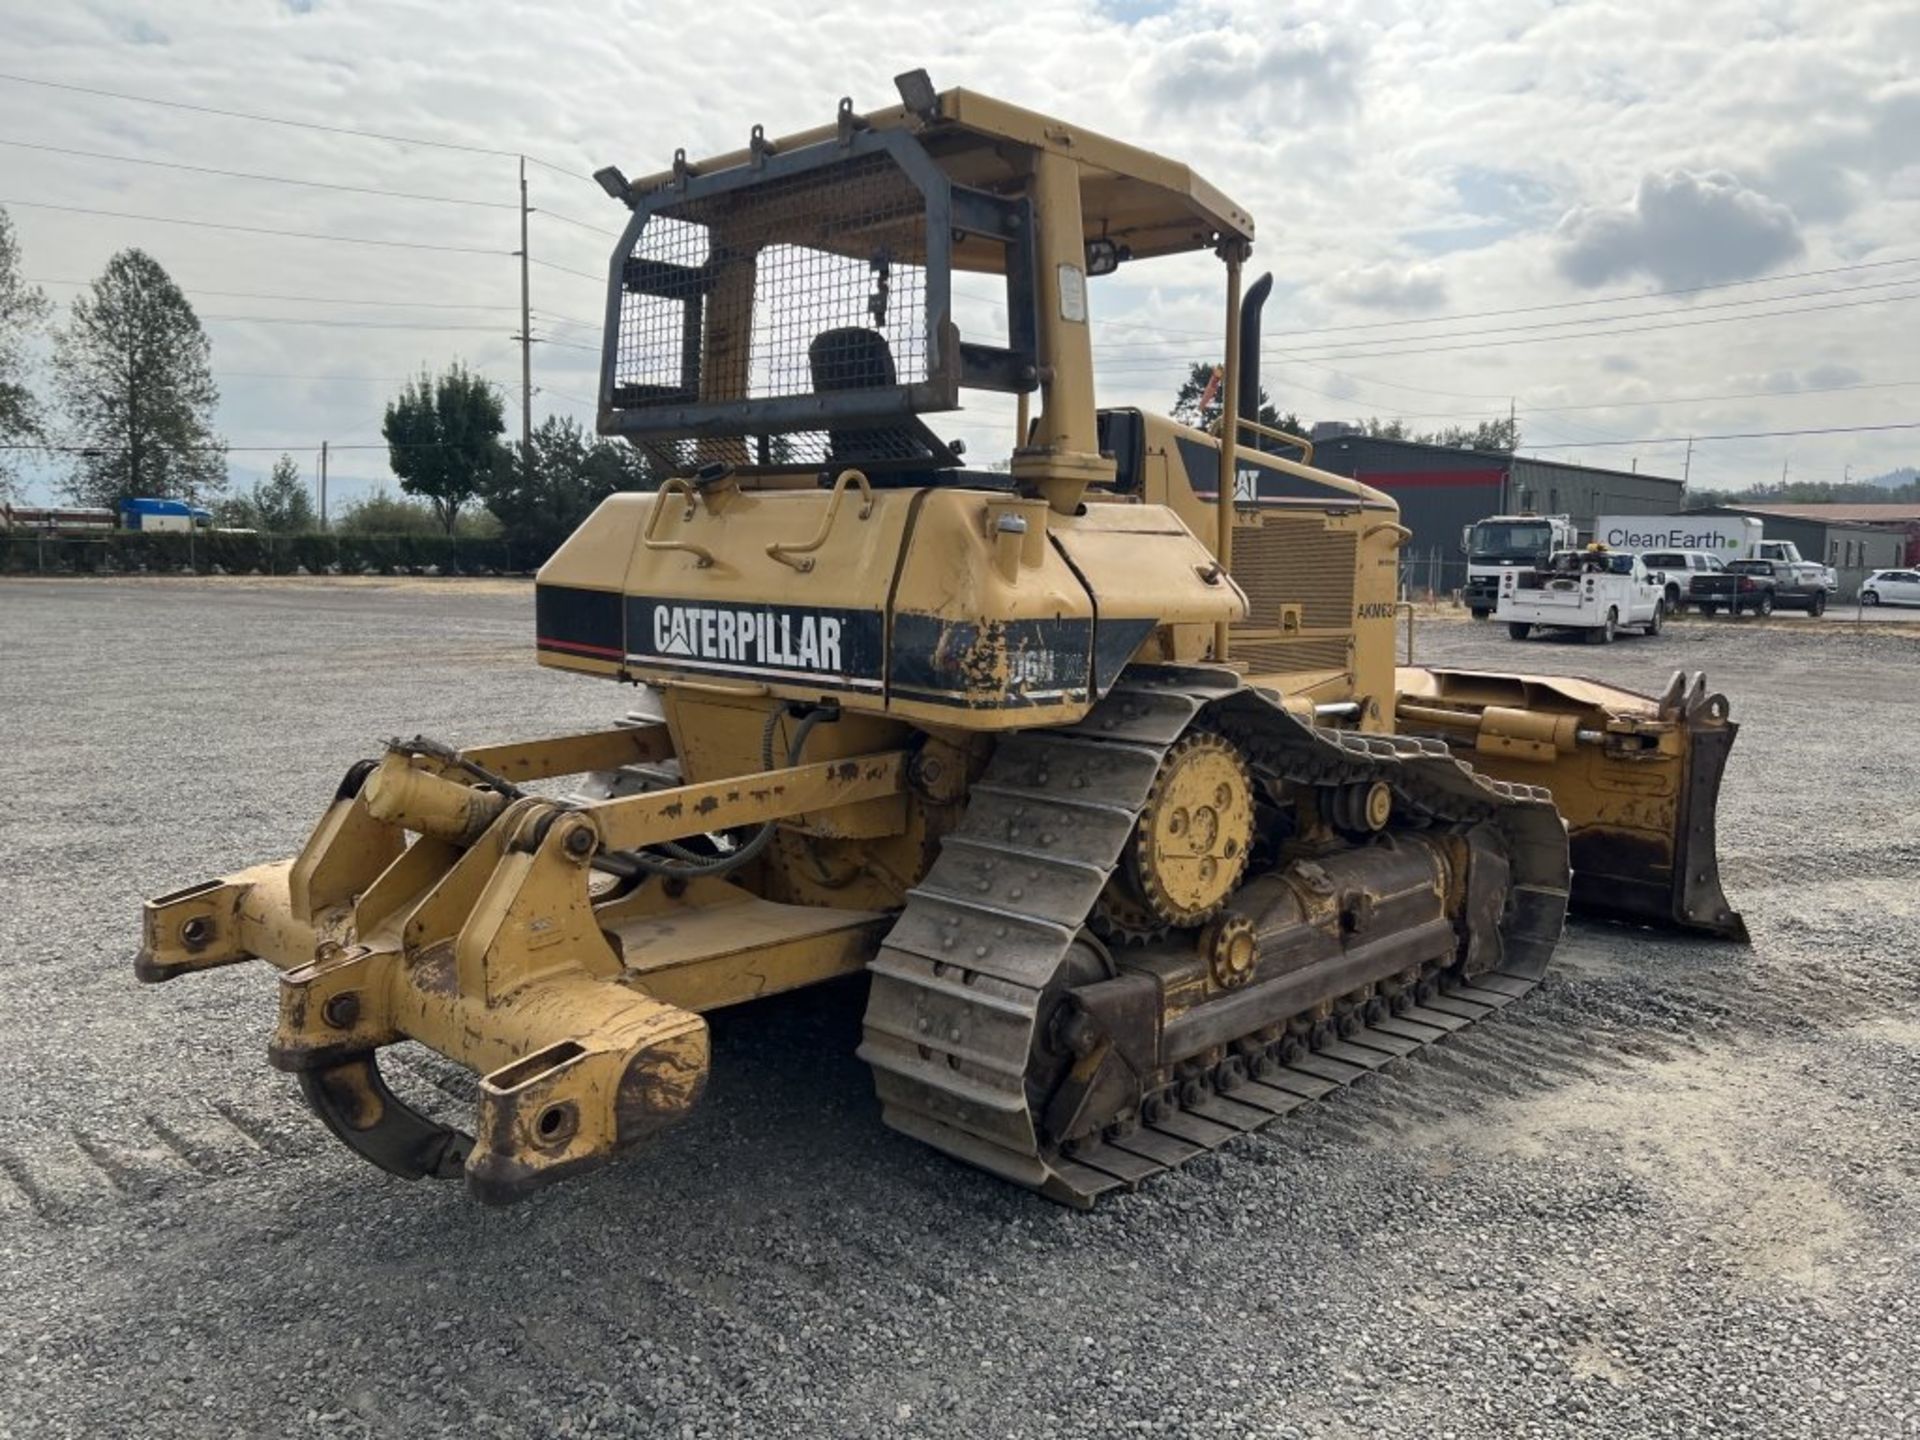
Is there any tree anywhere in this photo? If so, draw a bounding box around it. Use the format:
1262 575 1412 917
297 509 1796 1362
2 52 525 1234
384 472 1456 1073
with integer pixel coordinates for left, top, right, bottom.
381 364 504 534
1422 417 1519 452
1717 476 1920 505
334 489 446 536
251 453 316 532
208 455 315 532
0 207 50 505
481 415 655 560
52 249 225 508
1350 415 1519 451
1170 361 1305 443
335 487 501 537
210 493 257 529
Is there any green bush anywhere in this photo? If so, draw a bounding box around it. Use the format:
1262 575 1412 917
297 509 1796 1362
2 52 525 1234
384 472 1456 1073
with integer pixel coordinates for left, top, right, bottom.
0 531 524 576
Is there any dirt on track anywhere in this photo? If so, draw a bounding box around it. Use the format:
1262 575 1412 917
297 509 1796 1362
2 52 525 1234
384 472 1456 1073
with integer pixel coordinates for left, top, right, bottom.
1 578 1916 1439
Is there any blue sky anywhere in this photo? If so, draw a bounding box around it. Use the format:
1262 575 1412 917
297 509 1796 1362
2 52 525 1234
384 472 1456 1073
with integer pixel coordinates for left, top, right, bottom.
0 0 1915 506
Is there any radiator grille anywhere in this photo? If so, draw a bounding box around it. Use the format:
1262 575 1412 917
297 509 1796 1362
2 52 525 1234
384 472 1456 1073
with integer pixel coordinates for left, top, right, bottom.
1230 635 1353 672
1230 515 1356 630
1228 515 1357 676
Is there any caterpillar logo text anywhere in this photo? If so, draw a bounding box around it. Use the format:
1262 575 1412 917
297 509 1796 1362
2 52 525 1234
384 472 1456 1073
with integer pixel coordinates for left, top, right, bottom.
654 604 842 671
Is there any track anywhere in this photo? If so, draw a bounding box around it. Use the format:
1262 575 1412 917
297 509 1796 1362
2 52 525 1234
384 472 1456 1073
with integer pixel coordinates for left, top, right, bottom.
860 664 1570 1206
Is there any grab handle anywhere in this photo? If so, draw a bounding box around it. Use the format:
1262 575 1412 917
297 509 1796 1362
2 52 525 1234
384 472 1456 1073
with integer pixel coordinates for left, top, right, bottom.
642 478 713 568
767 469 874 573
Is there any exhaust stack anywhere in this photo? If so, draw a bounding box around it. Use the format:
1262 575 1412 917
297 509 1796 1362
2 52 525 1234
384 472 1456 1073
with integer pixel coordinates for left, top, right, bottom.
1237 272 1274 433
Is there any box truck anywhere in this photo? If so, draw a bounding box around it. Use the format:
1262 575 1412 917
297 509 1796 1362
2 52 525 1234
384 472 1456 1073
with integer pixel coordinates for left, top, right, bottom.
1592 514 1761 559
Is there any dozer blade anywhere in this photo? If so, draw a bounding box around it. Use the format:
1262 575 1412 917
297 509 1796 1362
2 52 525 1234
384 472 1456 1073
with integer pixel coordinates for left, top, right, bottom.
1395 667 1746 941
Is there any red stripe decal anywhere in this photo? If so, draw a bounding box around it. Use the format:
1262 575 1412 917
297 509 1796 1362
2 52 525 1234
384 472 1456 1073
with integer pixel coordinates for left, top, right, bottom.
537 637 623 659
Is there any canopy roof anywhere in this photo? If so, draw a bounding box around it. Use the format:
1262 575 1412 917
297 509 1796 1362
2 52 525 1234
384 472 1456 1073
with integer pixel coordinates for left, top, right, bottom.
630 84 1254 263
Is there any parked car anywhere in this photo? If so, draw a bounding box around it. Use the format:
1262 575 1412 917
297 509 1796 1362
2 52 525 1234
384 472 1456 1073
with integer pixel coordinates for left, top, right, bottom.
1861 569 1920 606
1639 550 1725 613
1497 548 1666 643
1691 558 1828 617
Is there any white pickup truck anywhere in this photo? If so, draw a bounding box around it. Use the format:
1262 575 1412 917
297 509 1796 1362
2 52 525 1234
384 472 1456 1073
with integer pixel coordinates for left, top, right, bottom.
1496 549 1667 644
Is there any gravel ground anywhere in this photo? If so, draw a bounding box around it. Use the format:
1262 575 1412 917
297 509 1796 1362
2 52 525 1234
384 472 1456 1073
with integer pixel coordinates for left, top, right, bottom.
1 576 1916 1440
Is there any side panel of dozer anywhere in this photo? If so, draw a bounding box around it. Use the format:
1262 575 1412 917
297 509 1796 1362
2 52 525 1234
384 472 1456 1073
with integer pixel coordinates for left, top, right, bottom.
1395 666 1746 940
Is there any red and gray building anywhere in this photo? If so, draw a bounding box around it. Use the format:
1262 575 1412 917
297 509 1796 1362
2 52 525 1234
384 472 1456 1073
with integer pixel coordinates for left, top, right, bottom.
1304 434 1688 592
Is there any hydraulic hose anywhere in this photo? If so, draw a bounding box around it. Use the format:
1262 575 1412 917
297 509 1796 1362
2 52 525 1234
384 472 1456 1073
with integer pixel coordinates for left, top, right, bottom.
616 705 832 878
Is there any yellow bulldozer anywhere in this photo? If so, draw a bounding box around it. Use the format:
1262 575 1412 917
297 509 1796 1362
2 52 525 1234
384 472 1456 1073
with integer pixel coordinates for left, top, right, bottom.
138 73 1743 1206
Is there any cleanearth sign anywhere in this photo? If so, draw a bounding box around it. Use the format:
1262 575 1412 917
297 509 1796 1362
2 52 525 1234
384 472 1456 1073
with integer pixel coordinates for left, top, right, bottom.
1592 514 1762 557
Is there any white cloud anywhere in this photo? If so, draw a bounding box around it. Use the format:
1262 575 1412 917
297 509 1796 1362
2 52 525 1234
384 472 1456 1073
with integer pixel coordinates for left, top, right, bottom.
1325 262 1447 311
1802 362 1865 389
1554 170 1805 290
1144 20 1364 129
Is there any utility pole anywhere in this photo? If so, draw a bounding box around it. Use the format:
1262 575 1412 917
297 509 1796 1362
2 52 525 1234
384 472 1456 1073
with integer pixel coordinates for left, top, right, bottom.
1682 436 1693 487
319 441 328 530
517 155 534 484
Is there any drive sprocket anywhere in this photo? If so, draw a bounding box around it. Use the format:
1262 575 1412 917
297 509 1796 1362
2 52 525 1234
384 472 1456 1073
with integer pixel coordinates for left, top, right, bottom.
1098 729 1255 933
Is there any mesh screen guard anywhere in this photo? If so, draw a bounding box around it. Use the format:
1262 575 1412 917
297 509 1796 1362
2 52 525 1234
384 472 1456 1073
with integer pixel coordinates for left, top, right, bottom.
599 129 1035 474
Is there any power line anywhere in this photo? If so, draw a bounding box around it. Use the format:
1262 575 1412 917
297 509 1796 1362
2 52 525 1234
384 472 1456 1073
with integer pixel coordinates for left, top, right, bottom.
1092 290 1920 375
1094 276 1920 362
1091 253 1920 346
1 197 509 255
528 256 605 285
0 136 515 209
211 370 509 386
1521 421 1920 450
1268 290 1920 364
214 371 430 383
199 314 506 332
534 205 620 238
32 276 519 312
532 308 603 332
1380 378 1920 424
0 71 595 183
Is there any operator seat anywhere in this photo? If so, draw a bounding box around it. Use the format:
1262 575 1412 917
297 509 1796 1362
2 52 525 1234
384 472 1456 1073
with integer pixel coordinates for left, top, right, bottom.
809 327 897 467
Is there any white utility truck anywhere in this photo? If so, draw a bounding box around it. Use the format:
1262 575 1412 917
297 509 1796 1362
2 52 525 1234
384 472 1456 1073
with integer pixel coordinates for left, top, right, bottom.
1497 548 1667 644
1460 513 1577 618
